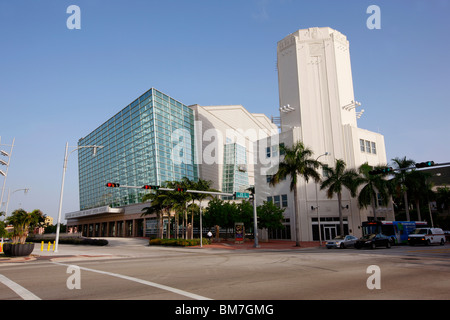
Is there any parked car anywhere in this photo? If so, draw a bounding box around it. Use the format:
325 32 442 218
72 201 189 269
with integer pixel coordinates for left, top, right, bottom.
408 228 446 246
326 235 358 249
444 230 450 243
355 233 391 249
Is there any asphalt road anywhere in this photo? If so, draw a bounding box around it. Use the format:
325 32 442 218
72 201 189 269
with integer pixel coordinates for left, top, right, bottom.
1 242 449 303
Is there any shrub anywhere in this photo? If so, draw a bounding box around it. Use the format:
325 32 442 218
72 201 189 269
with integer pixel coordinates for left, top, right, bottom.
148 238 209 247
26 237 108 246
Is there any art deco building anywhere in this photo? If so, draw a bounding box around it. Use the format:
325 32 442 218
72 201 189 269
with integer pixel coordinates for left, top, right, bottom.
255 27 394 241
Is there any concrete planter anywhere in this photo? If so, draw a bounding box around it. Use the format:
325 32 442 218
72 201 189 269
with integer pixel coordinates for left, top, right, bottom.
3 243 35 257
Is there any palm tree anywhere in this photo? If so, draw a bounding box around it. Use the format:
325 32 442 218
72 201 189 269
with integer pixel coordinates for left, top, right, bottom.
141 178 200 239
169 179 193 239
407 170 432 221
270 141 321 246
141 190 168 239
320 159 361 236
357 162 392 222
391 157 415 221
6 209 41 244
188 178 216 241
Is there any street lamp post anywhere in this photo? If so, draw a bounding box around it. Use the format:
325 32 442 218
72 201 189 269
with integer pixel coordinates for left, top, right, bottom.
314 152 329 246
253 190 259 248
4 188 30 218
246 185 259 248
55 142 103 253
0 137 15 217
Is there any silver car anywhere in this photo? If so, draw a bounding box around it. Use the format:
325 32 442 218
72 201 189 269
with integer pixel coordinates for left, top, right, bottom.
326 235 358 249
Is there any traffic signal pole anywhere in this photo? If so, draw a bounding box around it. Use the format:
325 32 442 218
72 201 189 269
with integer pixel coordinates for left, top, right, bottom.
369 161 450 175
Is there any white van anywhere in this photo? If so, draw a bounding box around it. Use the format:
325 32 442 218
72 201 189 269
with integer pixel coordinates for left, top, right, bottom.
408 228 446 246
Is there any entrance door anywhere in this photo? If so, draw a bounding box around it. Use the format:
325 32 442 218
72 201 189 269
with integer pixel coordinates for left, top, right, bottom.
324 226 337 240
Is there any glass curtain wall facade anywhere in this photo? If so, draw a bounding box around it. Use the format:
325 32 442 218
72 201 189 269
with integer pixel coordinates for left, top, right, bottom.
222 141 249 198
78 88 197 210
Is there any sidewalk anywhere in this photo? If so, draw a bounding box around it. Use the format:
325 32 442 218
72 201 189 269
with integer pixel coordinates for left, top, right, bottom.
0 238 323 263
201 239 321 250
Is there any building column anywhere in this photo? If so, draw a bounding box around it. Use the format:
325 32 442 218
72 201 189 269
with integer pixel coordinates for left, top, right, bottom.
132 219 137 237
143 218 147 237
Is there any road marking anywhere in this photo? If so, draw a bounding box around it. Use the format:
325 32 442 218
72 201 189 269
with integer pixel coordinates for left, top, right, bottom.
52 262 212 300
0 274 41 300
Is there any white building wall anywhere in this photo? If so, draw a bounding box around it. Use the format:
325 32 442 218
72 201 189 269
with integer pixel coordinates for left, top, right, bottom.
270 27 393 241
190 104 277 192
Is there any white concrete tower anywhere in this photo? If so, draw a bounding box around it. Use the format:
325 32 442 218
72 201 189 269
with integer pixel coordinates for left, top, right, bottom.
267 27 394 241
277 27 359 162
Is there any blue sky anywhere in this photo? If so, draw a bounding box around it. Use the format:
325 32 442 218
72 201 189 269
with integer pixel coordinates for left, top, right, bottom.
1 0 449 221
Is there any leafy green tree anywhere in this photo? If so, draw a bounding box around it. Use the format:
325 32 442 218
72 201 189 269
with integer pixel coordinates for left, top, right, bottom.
236 200 254 232
270 141 321 246
203 198 238 239
320 159 361 236
0 220 8 239
257 201 285 230
436 186 450 214
203 197 224 228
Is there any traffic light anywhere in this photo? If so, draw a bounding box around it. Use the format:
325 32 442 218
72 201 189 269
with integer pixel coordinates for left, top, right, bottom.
382 167 394 174
416 161 435 168
142 185 159 190
106 182 120 188
369 167 394 175
175 186 187 192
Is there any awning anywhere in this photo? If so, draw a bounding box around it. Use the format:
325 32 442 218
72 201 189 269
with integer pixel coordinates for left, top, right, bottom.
65 206 124 220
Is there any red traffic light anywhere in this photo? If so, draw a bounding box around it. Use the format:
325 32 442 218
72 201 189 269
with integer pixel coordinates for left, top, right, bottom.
142 185 159 190
106 182 120 188
175 187 187 192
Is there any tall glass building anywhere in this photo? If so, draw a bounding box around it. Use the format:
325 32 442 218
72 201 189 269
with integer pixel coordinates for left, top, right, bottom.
222 140 249 198
78 88 197 210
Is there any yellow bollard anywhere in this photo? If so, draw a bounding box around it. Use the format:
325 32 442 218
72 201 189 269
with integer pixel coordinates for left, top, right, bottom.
47 241 51 251
53 241 56 252
41 241 44 252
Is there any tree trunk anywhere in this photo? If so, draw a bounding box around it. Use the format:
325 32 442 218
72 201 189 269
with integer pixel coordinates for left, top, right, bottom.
404 191 410 221
337 193 344 236
185 210 188 239
167 215 171 239
372 194 377 221
293 183 301 246
182 211 185 239
158 213 163 239
415 199 421 221
190 207 194 239
174 214 179 239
